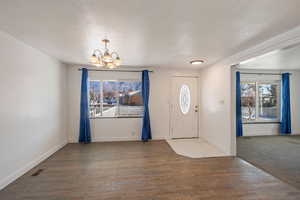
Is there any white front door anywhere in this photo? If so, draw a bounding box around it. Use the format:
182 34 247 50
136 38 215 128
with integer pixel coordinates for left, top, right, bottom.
171 76 199 139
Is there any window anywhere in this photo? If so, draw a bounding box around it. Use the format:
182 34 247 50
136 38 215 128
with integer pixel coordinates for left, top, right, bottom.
89 81 101 117
89 80 143 118
102 81 119 117
241 82 256 120
258 84 280 120
241 81 280 122
118 81 144 116
179 84 191 115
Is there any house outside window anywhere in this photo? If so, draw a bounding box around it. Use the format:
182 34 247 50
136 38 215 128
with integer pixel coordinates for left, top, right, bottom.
89 80 143 118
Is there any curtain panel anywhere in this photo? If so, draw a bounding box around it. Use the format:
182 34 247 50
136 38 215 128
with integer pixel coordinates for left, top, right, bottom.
280 73 292 134
79 68 91 143
141 70 152 141
236 71 243 137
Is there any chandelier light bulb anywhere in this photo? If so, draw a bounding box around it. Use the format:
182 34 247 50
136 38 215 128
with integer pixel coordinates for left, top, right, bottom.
103 51 113 62
106 62 115 69
114 57 121 66
90 54 98 64
95 59 103 68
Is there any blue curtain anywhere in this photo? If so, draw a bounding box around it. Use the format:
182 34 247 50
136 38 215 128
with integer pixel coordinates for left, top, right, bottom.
280 73 292 134
79 68 91 143
141 70 152 141
236 71 243 137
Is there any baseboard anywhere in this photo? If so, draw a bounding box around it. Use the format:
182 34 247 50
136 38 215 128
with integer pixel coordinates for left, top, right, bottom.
68 136 166 143
291 133 300 135
0 141 67 191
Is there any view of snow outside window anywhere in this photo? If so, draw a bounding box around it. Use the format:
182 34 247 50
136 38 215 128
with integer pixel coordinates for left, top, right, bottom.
89 80 143 118
89 81 101 117
258 84 279 120
241 82 256 121
241 81 280 122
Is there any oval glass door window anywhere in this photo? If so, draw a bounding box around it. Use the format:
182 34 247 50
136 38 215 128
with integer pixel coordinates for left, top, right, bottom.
179 84 191 114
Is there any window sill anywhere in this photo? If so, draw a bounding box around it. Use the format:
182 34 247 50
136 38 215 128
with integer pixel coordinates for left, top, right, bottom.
90 116 143 119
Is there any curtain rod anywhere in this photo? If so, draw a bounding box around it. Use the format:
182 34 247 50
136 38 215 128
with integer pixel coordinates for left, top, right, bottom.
240 72 292 75
78 68 154 73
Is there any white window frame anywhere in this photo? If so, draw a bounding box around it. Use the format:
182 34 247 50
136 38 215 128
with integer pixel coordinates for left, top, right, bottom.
89 79 144 119
241 80 281 124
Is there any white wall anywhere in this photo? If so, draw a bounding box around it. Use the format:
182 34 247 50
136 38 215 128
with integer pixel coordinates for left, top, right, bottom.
243 124 280 136
67 66 200 142
290 70 300 134
199 64 233 155
0 31 67 190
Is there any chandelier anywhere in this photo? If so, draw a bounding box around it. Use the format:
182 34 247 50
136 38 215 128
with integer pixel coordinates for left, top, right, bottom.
90 39 121 69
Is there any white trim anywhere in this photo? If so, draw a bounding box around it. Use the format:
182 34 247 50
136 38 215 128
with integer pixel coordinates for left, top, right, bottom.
0 141 67 191
68 136 166 143
217 25 300 68
172 75 200 78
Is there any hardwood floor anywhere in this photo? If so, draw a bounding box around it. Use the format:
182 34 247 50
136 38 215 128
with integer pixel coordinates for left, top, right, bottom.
1 140 300 200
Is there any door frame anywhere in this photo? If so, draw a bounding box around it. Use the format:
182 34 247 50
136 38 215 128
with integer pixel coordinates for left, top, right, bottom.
169 75 200 139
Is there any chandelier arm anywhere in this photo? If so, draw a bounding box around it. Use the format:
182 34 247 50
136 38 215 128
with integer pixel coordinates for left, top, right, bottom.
93 49 103 57
111 52 120 59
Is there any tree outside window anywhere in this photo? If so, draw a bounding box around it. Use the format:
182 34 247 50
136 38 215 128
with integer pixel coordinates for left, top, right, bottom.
241 81 280 122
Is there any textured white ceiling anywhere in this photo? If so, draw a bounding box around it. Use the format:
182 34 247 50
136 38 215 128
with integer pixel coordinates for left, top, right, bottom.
1 0 300 69
238 42 300 70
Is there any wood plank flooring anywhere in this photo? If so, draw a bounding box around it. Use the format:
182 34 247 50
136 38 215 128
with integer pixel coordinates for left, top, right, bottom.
1 140 300 200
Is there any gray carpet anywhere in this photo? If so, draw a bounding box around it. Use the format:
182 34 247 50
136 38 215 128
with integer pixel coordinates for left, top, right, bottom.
237 135 300 189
